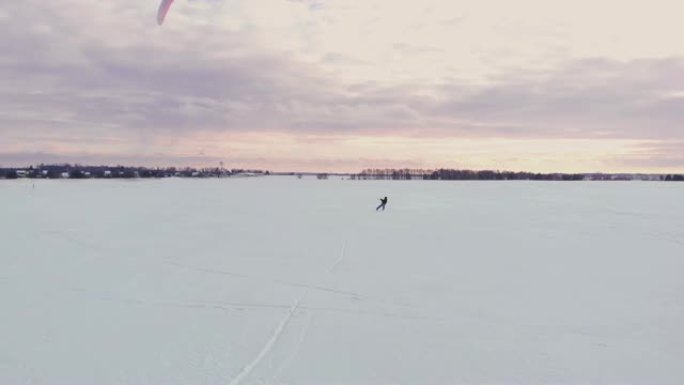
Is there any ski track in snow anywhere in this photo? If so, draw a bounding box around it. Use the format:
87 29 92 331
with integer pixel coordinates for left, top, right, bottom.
164 260 364 299
58 284 424 320
226 241 348 385
271 312 314 384
42 229 110 253
163 261 250 279
647 231 684 247
227 298 303 385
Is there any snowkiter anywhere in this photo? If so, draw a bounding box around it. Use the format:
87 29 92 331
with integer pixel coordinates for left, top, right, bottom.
376 196 388 211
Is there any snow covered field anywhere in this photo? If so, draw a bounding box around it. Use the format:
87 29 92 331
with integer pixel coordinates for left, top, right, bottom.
2 177 683 385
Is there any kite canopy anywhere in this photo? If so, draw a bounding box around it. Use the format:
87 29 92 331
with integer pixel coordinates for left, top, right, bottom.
157 0 175 25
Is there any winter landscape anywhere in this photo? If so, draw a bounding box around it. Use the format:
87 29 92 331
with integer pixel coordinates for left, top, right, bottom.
2 177 683 384
5 0 684 383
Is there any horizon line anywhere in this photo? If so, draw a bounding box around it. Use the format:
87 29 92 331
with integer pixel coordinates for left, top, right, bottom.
1 163 683 177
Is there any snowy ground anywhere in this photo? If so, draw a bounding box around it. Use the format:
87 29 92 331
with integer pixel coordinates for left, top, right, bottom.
1 177 683 385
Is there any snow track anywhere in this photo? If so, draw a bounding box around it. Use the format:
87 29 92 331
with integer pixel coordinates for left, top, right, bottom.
227 241 348 385
227 298 303 385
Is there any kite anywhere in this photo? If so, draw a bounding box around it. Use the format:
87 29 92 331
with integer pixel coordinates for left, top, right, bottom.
157 0 175 25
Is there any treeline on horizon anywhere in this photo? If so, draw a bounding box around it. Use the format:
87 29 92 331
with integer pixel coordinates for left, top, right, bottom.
350 168 684 181
0 164 269 179
1 164 684 181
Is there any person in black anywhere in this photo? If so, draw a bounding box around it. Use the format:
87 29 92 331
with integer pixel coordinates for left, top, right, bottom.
376 196 388 211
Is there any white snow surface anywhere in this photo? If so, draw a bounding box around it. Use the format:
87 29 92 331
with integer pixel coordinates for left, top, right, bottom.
1 177 683 385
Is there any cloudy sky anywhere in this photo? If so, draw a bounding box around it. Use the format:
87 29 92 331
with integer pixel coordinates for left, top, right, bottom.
2 0 684 172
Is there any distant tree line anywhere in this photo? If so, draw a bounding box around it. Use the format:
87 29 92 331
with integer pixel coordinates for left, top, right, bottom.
2 165 683 181
352 168 585 181
0 164 269 179
350 168 684 181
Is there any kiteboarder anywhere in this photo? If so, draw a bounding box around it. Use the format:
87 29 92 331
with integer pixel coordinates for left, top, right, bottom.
376 196 388 211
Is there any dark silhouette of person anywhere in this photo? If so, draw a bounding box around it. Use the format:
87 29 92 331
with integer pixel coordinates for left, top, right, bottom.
376 196 388 211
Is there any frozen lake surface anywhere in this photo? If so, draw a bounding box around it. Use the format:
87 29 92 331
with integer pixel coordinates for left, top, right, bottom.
2 177 684 384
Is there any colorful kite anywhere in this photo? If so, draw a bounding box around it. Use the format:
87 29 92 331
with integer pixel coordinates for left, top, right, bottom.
157 0 175 25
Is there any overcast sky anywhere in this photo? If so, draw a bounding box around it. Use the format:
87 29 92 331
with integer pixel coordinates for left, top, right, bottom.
2 0 684 172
